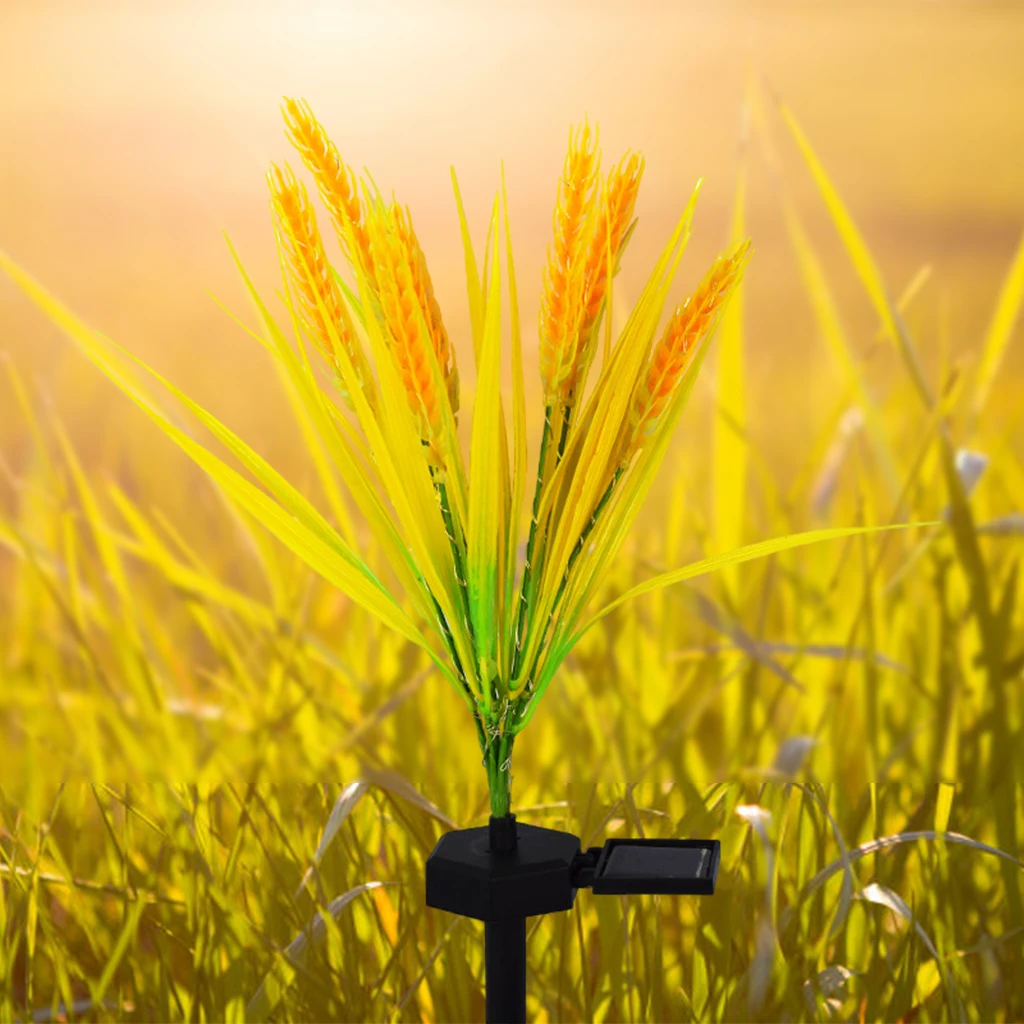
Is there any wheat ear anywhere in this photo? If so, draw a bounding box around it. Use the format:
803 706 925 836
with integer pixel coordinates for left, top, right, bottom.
268 163 378 413
391 205 460 417
365 200 454 469
623 239 752 462
538 121 602 406
281 97 376 286
564 151 645 397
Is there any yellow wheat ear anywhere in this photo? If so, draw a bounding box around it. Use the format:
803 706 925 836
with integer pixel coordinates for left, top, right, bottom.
624 238 752 461
267 162 379 414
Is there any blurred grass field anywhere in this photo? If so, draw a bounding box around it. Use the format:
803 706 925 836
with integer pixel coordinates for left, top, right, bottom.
2 1 1024 1021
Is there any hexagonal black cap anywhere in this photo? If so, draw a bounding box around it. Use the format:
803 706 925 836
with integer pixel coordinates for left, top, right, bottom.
425 822 582 922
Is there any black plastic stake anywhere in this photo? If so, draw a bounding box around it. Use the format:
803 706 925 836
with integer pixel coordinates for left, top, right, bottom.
425 811 719 1023
485 815 526 1023
484 915 526 1023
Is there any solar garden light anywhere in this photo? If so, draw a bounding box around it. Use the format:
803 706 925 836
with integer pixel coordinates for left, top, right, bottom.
426 814 720 1023
7 93 900 1023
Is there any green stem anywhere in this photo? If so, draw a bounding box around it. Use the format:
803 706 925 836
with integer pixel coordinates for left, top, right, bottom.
407 452 476 715
422 447 492 780
422 443 475 661
482 726 516 817
554 399 573 464
510 400 575 683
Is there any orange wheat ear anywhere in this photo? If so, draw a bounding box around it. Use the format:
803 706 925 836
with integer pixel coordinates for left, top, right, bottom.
365 200 453 468
624 239 752 461
582 151 644 330
391 205 460 417
564 150 645 399
281 97 376 287
268 162 378 413
539 121 602 406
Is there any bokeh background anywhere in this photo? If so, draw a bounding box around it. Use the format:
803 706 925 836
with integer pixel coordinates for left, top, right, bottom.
4 0 1023 509
3 4 1024 1020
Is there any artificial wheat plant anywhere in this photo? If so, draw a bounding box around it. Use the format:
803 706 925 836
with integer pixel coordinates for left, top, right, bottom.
0 100 882 817
274 100 750 815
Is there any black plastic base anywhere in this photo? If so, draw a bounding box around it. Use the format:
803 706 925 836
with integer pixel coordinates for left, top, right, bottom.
425 819 581 922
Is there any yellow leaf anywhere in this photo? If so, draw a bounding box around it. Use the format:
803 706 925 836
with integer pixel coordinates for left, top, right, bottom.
779 99 933 410
501 163 528 680
713 154 747 602
783 203 902 499
225 240 433 625
584 523 933 634
0 250 469 705
467 203 504 701
451 167 485 367
973 225 1024 424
